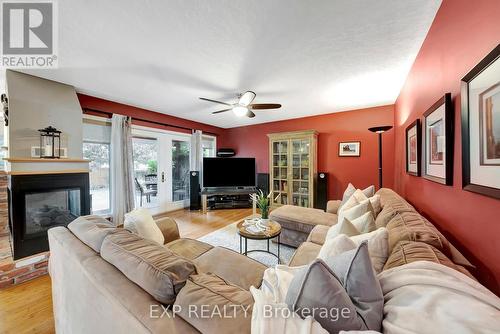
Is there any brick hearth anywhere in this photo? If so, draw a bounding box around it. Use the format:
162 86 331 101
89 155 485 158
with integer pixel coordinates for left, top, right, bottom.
0 172 49 289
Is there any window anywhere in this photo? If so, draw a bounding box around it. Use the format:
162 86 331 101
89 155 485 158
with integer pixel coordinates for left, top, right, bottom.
202 135 216 157
83 118 111 214
83 142 111 214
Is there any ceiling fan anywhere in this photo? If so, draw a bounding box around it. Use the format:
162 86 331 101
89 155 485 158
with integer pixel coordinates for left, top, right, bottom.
199 91 281 118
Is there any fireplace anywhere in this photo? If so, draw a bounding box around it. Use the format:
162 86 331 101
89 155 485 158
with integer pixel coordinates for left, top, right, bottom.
8 173 90 259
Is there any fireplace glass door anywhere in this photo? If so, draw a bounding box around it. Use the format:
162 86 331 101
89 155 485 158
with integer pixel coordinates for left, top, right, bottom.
24 189 81 239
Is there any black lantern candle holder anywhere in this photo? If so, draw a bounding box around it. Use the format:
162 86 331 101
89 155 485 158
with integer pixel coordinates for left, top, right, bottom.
38 126 62 159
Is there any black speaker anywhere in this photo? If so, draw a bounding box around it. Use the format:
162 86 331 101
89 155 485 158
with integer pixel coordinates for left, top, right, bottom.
216 148 235 157
256 173 269 194
189 171 201 210
315 172 328 210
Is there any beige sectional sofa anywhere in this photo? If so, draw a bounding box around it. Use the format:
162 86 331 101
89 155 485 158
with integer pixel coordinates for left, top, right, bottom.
48 188 477 333
288 188 474 273
48 216 267 334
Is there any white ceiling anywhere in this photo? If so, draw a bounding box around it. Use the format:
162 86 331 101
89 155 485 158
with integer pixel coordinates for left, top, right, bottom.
17 0 441 128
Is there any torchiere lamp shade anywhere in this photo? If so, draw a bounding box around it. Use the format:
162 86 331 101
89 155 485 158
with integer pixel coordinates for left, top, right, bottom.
369 125 393 133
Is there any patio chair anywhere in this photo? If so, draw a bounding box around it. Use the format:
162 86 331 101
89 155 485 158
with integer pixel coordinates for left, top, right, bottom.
135 178 156 207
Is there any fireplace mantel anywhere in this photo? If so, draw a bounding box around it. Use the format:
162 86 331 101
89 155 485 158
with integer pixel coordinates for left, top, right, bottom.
4 157 90 163
4 157 90 175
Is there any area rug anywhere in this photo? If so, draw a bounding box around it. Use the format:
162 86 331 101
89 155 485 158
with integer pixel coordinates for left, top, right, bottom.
198 222 296 267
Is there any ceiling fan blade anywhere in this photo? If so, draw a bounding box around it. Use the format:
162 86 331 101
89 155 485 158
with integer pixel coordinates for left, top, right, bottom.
212 108 232 114
200 97 232 106
250 103 282 110
246 110 256 118
239 91 256 106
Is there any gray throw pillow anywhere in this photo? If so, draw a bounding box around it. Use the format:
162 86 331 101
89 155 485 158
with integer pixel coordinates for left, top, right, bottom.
285 258 365 333
324 241 384 331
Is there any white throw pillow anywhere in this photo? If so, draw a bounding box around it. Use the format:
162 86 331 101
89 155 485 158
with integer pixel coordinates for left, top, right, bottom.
350 227 388 274
317 234 357 260
341 183 357 205
352 189 369 203
124 208 164 245
362 185 375 198
338 199 374 225
350 211 376 234
369 194 381 216
326 218 360 240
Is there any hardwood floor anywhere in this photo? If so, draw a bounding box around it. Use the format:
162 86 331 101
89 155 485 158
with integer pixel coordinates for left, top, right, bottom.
0 208 252 334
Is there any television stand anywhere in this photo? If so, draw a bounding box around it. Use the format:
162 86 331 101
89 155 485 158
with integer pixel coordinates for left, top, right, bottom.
201 188 257 214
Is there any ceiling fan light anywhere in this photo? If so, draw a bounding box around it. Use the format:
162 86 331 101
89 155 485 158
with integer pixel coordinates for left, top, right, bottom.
233 106 248 117
239 91 256 106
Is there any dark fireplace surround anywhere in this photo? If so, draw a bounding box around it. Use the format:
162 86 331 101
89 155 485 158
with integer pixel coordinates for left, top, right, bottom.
8 173 90 260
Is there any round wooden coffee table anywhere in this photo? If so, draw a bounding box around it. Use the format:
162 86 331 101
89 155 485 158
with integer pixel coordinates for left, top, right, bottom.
236 218 282 264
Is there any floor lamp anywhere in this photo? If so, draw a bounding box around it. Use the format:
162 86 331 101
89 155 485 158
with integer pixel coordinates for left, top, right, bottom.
368 125 393 189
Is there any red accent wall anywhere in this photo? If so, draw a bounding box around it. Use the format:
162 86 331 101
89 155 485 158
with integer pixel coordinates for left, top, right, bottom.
218 105 395 200
394 0 500 294
77 94 225 137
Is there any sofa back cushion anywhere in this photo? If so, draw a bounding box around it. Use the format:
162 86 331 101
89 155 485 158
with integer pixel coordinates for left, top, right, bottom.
68 215 118 253
386 211 450 256
101 230 196 304
384 241 474 279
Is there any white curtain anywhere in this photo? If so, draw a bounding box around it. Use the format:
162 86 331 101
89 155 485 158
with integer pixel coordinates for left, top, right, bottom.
110 114 135 225
190 130 203 185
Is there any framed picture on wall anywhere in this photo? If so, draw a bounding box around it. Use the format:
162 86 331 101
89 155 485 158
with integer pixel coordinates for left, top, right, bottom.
405 119 421 176
422 93 454 185
461 44 500 199
338 141 360 157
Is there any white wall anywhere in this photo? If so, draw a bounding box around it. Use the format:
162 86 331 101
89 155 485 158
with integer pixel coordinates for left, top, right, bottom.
6 70 83 158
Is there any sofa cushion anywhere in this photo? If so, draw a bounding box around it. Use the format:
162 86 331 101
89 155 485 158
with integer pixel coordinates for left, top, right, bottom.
124 208 164 245
326 217 360 240
175 273 253 334
369 194 382 216
269 205 337 229
339 199 375 225
324 242 384 332
68 215 118 253
306 224 330 245
288 241 322 267
285 258 364 332
386 211 450 256
384 241 475 279
350 227 389 274
101 230 196 304
375 200 416 229
193 246 266 290
166 238 213 260
317 234 357 261
351 211 376 233
376 188 410 208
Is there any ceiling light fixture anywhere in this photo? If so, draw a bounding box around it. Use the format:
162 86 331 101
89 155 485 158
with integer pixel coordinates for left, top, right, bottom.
232 105 248 117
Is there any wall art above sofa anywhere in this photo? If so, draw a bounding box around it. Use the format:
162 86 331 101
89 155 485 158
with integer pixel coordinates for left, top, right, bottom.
461 44 500 199
422 93 454 185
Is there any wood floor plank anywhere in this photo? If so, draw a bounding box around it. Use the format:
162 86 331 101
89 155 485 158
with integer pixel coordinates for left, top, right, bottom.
0 208 252 334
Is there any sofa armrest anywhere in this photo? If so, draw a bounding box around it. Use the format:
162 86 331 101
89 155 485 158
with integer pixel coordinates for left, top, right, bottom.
326 200 342 214
306 224 330 245
155 217 180 244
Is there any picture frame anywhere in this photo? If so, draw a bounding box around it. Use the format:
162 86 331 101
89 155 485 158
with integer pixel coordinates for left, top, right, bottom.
422 93 454 185
405 119 421 176
338 141 360 157
461 44 500 199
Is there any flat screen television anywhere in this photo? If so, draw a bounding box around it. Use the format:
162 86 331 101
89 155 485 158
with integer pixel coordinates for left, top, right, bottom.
203 157 255 188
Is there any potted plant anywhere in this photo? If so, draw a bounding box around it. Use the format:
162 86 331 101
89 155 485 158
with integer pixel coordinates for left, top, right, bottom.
250 190 271 226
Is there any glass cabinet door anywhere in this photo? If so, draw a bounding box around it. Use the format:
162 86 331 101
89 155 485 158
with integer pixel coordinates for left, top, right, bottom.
291 139 310 207
272 140 289 205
